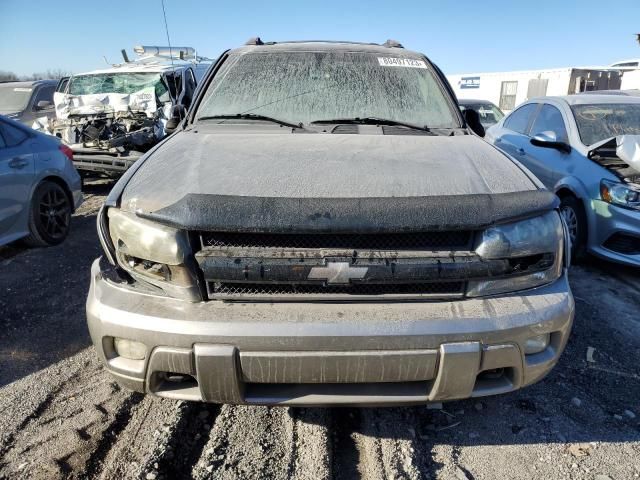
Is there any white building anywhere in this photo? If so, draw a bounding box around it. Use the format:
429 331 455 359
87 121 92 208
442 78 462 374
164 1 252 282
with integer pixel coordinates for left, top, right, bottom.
447 68 623 112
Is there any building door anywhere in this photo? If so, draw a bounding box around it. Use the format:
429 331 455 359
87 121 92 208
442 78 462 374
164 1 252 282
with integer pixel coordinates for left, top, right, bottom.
499 81 518 111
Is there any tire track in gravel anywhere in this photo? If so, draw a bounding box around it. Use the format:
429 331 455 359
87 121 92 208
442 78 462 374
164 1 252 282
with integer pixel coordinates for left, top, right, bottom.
192 404 331 480
355 409 422 480
94 396 180 480
139 401 222 480
0 353 135 479
0 350 95 471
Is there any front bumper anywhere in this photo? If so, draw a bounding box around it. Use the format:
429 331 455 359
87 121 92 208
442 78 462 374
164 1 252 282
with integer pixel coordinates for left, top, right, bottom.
87 259 575 406
589 200 640 267
72 149 142 175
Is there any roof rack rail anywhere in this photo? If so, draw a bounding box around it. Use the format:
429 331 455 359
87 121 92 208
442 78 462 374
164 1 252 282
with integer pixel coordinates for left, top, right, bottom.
243 39 396 47
382 39 404 48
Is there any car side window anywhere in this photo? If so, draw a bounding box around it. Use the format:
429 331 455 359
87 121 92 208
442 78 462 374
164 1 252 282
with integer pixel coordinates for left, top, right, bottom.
0 121 29 147
503 104 537 135
530 104 568 142
32 85 55 110
0 128 6 149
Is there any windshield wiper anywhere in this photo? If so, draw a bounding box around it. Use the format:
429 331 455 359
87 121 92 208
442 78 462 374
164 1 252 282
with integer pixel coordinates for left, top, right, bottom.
197 114 303 130
310 117 432 133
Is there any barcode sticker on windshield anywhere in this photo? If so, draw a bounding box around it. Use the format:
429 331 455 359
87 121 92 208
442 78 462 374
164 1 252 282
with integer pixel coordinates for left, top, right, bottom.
377 57 427 68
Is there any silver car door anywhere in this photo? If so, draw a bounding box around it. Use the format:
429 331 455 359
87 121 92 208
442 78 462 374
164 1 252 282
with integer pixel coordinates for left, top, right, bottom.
0 119 35 239
494 103 539 158
526 104 571 187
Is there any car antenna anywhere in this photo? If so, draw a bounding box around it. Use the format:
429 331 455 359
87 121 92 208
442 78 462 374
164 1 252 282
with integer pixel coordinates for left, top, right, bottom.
160 0 180 104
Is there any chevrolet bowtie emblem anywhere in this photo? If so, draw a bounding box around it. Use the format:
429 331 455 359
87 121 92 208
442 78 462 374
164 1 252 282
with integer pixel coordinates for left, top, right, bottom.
308 262 368 285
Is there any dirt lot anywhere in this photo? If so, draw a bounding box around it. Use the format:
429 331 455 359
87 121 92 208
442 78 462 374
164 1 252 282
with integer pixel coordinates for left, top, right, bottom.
1 179 639 480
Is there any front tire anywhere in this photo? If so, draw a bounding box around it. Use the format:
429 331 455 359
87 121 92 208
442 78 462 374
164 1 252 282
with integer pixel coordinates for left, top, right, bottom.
22 181 72 247
559 195 587 263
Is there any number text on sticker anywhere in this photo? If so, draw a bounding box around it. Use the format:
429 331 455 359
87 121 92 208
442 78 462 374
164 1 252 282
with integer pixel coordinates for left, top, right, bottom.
377 57 428 69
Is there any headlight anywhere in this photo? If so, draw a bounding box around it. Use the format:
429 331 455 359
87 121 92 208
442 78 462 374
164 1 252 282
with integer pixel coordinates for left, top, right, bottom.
468 211 565 297
600 179 640 211
107 209 201 300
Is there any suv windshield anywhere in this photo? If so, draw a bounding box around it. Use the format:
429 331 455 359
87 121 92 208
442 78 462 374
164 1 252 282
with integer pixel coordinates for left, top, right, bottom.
571 103 640 145
68 72 169 99
196 51 459 128
0 85 32 113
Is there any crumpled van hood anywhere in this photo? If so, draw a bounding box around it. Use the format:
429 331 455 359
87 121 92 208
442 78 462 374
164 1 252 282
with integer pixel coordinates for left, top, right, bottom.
118 131 551 233
122 132 537 212
53 88 157 120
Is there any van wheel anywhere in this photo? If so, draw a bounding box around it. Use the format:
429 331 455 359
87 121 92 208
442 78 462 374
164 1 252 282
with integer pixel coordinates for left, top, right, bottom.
22 181 72 247
559 195 587 262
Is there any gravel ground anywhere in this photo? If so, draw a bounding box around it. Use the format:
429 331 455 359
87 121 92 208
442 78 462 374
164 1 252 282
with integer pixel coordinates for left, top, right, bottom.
1 179 639 480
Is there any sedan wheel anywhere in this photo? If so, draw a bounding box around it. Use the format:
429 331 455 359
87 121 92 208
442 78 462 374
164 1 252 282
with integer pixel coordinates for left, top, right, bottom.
23 181 72 247
560 205 578 247
559 195 587 262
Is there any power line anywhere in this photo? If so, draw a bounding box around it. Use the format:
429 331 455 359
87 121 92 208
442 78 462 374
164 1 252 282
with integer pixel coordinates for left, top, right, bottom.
160 0 179 103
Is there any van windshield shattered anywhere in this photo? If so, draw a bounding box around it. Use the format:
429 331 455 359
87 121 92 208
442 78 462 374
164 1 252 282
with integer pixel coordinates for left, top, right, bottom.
68 72 168 98
196 51 460 128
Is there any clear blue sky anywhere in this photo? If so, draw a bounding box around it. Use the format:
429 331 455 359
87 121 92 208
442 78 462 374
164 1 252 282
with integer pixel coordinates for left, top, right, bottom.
1 0 639 76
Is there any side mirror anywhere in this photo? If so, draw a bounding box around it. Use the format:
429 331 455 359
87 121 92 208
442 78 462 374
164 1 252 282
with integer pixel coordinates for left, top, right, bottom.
36 100 53 109
530 131 571 153
463 108 485 138
165 104 186 134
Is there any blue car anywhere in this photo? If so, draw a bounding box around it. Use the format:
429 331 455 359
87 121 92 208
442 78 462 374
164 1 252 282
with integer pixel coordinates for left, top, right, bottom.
0 115 82 247
486 95 640 266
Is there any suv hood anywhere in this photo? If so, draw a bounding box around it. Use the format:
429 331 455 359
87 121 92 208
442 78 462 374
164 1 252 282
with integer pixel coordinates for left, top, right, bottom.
120 131 554 232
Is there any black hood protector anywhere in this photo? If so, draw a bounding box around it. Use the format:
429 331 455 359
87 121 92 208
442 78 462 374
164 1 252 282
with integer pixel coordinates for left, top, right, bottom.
137 190 558 233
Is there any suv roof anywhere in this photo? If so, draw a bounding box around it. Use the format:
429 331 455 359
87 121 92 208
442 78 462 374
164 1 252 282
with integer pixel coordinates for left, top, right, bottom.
228 39 424 58
458 99 497 105
0 79 58 87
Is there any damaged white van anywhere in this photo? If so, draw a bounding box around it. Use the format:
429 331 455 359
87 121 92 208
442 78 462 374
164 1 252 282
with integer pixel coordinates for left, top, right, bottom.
38 46 211 177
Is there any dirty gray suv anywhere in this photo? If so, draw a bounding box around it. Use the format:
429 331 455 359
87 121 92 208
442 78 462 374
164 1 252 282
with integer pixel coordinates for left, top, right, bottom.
87 39 574 406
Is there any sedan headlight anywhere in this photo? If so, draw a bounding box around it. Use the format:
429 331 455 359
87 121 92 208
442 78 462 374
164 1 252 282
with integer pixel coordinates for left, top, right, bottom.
468 211 565 297
106 208 201 300
600 179 640 211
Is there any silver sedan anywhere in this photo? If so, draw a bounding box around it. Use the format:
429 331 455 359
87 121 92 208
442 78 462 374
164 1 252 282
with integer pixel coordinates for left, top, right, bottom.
486 95 640 267
0 115 82 247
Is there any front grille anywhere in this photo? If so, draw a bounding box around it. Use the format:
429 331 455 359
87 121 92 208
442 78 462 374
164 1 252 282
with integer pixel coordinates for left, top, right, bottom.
208 281 464 299
201 231 473 251
603 232 640 255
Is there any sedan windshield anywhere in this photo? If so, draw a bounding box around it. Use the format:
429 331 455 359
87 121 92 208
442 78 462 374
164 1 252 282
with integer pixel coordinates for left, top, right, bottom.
0 85 32 113
68 72 168 99
197 51 459 128
571 103 640 145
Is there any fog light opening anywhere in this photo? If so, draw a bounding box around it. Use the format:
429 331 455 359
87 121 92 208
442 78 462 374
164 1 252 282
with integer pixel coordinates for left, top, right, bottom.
524 333 550 355
113 337 147 360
